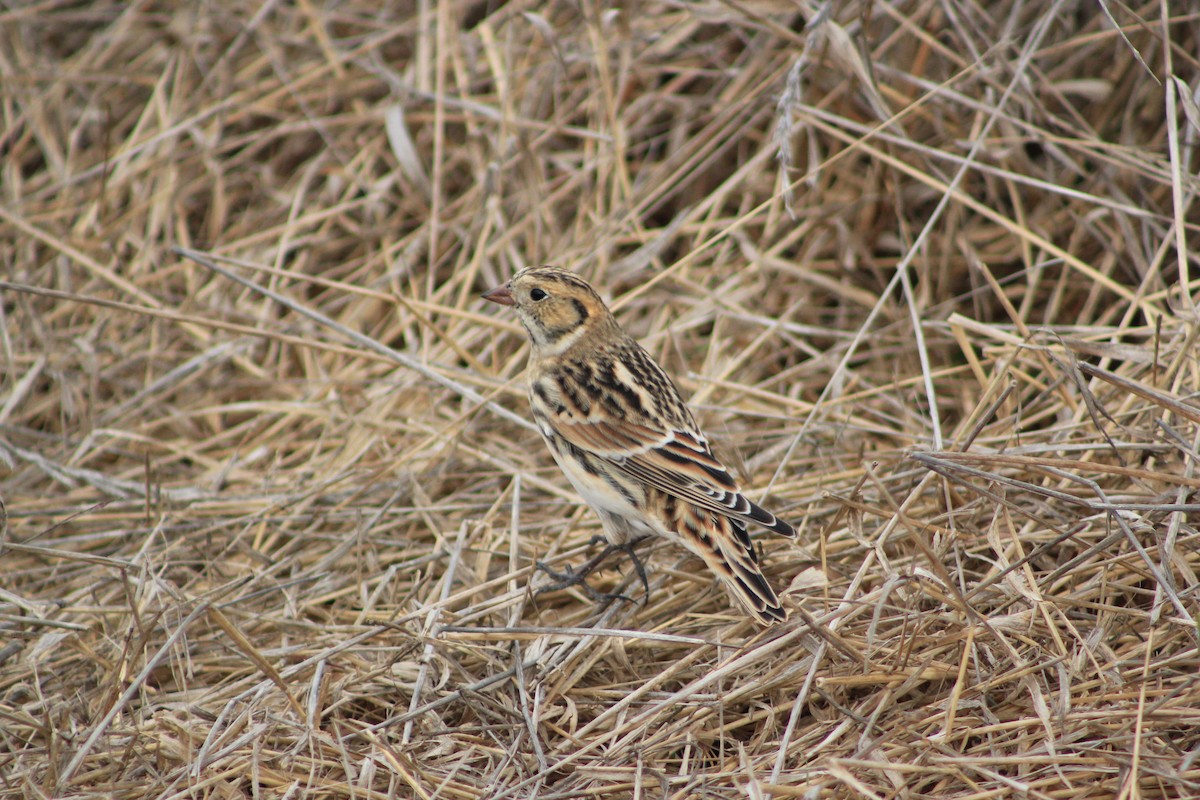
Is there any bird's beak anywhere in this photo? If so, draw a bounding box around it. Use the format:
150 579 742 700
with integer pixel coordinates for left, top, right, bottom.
483 284 516 306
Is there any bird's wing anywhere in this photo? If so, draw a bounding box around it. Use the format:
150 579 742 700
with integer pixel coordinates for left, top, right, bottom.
555 416 795 537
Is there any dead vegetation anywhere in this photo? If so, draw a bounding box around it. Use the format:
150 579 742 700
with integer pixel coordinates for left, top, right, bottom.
2 1 1200 797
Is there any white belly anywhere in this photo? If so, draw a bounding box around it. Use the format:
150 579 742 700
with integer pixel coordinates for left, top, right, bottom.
539 430 657 543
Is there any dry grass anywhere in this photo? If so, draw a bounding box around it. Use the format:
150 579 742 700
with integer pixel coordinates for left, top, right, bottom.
3 1 1200 797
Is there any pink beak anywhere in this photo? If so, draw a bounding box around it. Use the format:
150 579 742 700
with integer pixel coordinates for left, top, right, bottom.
483 284 516 306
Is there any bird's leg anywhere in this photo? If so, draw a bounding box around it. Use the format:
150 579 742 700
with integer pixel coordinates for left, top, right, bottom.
611 536 651 603
535 534 653 604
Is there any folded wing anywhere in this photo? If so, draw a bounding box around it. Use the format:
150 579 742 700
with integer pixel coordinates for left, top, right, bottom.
557 416 795 537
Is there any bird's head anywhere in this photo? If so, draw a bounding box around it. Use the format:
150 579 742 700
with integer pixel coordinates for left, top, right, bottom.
483 267 617 354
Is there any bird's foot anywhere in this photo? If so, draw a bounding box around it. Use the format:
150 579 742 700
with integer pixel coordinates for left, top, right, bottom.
535 536 652 605
535 557 631 603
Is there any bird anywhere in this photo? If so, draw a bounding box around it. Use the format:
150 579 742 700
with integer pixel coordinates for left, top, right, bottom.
483 266 795 624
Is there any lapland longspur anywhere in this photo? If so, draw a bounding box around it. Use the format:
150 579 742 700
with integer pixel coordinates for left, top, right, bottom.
484 267 795 624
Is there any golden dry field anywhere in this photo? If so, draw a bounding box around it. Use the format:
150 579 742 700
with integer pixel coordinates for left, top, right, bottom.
3 2 1200 797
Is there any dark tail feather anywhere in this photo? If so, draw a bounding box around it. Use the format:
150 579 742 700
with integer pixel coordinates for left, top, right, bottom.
696 516 787 625
744 498 796 538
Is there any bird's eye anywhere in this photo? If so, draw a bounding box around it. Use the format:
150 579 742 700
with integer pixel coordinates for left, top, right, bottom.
530 287 548 301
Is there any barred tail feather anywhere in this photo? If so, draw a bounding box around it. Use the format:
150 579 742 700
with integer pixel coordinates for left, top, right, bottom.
687 513 786 624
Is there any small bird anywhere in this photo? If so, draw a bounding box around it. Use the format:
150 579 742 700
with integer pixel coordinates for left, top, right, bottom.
484 267 795 624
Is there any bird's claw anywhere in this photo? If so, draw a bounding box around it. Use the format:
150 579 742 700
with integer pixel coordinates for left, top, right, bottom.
535 560 631 603
533 536 652 606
